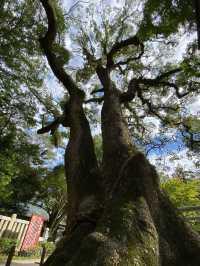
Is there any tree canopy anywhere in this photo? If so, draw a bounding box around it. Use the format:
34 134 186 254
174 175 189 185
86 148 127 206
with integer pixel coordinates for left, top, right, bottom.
36 0 200 173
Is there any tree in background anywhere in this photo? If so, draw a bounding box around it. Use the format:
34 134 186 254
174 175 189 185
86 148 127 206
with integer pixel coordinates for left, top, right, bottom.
0 0 61 213
33 0 200 265
0 126 46 214
163 176 200 232
40 165 68 241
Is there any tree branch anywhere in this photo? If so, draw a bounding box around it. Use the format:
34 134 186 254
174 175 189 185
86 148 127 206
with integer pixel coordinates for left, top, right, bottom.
120 78 139 102
107 36 144 67
96 65 111 89
137 88 168 123
82 46 98 65
78 27 100 66
90 88 104 95
108 36 141 56
158 81 190 98
120 67 191 103
28 87 60 117
37 117 61 135
37 116 69 135
120 68 188 124
113 43 144 67
64 1 88 17
156 68 182 80
39 0 83 97
84 97 104 104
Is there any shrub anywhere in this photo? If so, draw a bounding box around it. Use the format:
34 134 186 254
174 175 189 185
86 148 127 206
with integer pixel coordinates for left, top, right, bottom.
43 241 55 255
18 244 41 257
17 242 55 258
0 238 18 255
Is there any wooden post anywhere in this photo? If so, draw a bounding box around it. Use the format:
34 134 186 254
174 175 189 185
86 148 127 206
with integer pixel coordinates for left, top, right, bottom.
4 214 17 238
0 219 9 238
5 245 16 266
39 244 46 266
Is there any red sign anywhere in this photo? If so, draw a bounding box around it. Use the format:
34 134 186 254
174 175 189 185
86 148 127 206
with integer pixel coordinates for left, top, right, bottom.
21 215 44 251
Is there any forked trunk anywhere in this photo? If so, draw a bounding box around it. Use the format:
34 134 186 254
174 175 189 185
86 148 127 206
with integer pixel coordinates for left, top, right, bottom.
43 86 200 266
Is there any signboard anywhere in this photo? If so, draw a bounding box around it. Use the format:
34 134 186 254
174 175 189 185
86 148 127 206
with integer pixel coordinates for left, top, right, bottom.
20 215 44 251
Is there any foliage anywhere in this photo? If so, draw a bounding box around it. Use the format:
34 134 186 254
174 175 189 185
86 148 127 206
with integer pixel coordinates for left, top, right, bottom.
17 242 55 258
162 178 200 207
93 135 103 164
162 177 200 231
0 112 65 216
182 116 200 152
0 0 59 212
0 238 18 255
0 0 63 213
0 124 47 214
43 241 56 255
139 0 195 40
0 0 45 128
1 1 200 263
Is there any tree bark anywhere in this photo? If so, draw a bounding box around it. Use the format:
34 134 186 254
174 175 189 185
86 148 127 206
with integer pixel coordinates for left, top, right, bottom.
64 95 103 233
101 86 135 197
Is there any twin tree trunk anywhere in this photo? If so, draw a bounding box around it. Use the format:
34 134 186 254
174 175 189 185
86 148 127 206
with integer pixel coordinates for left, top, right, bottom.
38 1 200 265
43 84 200 266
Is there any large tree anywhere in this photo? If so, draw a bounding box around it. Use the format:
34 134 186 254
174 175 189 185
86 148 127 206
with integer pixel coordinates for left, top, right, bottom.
35 0 200 265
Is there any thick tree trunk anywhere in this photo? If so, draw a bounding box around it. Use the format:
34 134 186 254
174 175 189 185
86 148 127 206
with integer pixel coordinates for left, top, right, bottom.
43 95 103 266
44 153 200 266
43 87 200 266
101 87 136 197
64 95 103 232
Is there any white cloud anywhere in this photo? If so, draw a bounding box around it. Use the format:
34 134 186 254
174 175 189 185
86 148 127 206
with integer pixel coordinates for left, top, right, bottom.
143 116 161 138
149 148 199 177
187 95 200 115
45 71 65 100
